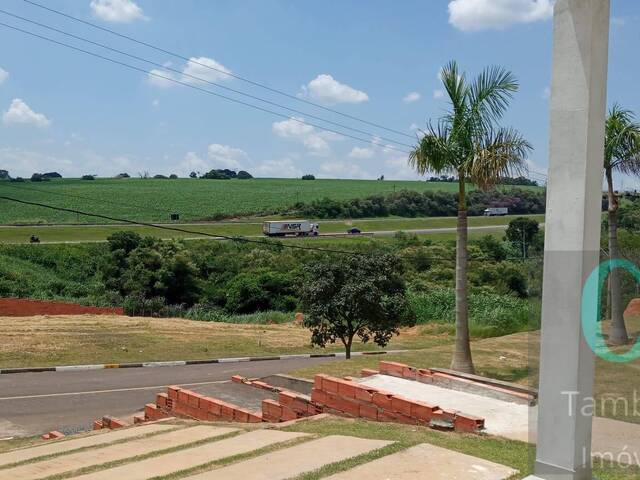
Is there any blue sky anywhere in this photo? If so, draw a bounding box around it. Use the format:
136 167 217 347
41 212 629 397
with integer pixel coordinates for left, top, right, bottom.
0 0 639 188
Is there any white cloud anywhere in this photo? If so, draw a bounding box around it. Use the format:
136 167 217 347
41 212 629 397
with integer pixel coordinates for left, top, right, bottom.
178 151 208 176
151 99 160 108
448 0 553 31
2 99 50 127
272 117 341 156
0 148 71 177
0 67 8 86
148 57 232 88
409 123 420 131
207 143 249 169
299 74 369 104
90 0 147 23
348 147 374 159
319 161 369 179
433 89 445 100
402 92 421 103
254 158 302 178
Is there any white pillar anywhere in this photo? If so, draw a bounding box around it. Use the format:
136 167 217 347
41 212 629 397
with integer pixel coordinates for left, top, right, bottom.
525 1 609 480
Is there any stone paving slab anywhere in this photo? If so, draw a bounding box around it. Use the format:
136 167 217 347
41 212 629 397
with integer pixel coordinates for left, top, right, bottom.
324 443 518 479
2 425 236 480
183 435 391 480
0 423 174 468
69 429 309 480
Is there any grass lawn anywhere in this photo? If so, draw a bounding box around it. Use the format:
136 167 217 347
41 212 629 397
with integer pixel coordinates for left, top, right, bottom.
0 214 542 244
0 315 451 368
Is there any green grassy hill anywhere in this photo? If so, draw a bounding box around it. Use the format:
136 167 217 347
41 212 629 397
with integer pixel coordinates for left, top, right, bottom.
0 178 538 225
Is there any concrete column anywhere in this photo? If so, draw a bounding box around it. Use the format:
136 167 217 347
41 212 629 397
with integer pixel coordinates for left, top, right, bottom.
525 1 609 480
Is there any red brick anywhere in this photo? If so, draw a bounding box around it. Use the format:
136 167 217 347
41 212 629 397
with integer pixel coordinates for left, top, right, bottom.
354 386 375 403
233 408 250 422
314 374 329 390
145 403 159 420
372 392 394 410
416 369 434 384
359 404 378 420
219 402 235 420
247 412 263 423
322 376 339 393
291 398 310 414
390 396 413 416
107 417 127 429
252 380 271 390
92 420 103 430
454 414 485 433
333 396 360 417
231 375 245 383
167 386 180 401
378 411 398 422
133 414 145 424
402 366 417 380
360 368 379 377
396 414 418 425
177 390 190 405
279 391 297 407
156 393 168 408
432 409 456 422
337 379 357 398
310 388 327 404
281 406 298 421
379 361 407 377
262 399 282 421
410 402 435 422
207 399 222 416
307 403 323 415
187 393 202 408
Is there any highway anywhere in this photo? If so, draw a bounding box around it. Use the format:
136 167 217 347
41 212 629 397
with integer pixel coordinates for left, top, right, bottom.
0 357 335 438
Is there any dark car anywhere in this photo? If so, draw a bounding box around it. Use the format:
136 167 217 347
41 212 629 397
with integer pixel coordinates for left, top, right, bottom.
347 227 361 235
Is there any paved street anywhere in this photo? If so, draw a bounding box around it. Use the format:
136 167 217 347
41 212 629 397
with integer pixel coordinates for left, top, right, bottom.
0 357 334 437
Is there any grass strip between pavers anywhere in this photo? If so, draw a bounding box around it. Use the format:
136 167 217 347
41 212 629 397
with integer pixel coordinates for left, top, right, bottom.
0 425 185 470
282 417 640 480
150 434 318 480
41 429 242 480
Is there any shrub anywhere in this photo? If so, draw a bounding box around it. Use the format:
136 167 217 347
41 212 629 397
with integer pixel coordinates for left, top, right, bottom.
81 175 95 180
237 170 253 179
301 174 315 180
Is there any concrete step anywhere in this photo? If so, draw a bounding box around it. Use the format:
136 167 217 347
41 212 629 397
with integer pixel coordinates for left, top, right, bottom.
68 429 308 480
1 425 236 480
183 434 392 480
0 423 175 468
324 443 518 479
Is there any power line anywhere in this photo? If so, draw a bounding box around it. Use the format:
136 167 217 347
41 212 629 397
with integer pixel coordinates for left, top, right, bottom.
21 0 415 140
0 8 413 149
0 195 374 256
0 21 412 155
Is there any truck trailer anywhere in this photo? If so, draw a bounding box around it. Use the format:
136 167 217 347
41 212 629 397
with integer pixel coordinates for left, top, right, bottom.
262 220 319 237
483 207 509 216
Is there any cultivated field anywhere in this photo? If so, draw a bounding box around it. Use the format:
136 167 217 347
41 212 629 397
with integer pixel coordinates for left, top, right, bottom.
0 178 539 225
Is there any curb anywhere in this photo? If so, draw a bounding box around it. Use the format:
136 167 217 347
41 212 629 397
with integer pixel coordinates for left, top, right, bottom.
0 350 408 375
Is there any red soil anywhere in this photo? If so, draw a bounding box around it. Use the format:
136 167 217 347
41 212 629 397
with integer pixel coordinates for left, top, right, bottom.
0 298 123 317
625 298 640 318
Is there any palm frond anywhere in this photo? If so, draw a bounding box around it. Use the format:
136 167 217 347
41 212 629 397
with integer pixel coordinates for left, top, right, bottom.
605 103 640 176
468 127 532 190
408 121 457 176
468 65 518 130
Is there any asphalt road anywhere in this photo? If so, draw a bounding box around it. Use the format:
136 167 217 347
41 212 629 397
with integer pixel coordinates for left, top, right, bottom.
0 357 335 438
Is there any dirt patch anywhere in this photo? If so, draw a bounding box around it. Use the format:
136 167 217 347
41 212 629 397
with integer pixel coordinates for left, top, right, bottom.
625 298 640 318
0 298 123 317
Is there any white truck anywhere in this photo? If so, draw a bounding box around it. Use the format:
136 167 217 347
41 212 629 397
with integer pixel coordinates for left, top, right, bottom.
483 207 509 216
262 220 319 237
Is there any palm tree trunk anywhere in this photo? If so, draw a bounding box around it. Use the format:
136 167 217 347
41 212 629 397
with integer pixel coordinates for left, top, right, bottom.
451 175 475 373
606 168 629 344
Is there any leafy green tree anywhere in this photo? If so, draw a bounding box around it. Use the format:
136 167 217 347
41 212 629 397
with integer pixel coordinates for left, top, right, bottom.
603 105 640 344
300 254 415 359
505 217 539 258
409 60 532 373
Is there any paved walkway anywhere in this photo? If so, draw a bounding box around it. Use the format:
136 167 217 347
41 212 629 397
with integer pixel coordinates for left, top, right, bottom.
0 421 518 479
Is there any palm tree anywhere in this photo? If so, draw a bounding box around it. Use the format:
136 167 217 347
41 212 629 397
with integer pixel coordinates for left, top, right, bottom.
604 104 640 345
409 61 532 373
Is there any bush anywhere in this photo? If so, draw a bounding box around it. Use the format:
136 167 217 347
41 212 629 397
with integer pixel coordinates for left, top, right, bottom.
169 174 179 179
237 170 253 179
81 175 95 181
301 174 315 180
410 289 531 335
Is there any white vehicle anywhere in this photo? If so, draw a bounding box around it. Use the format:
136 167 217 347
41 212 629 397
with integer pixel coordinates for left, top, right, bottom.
262 220 319 237
483 207 509 216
